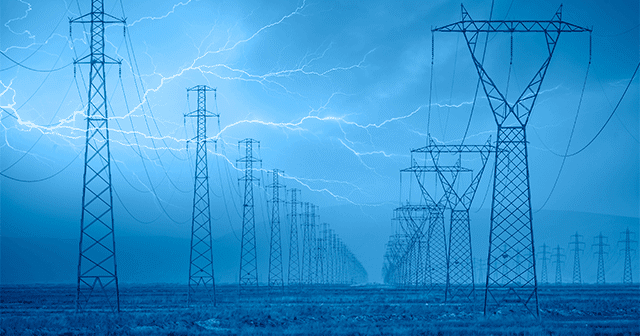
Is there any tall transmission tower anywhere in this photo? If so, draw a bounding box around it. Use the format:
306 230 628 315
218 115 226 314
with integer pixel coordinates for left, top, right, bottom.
593 233 608 284
415 138 493 301
620 228 636 284
433 5 591 316
287 189 301 285
538 244 551 285
185 85 218 305
70 0 125 312
267 169 285 289
238 139 261 287
569 232 585 284
552 245 565 285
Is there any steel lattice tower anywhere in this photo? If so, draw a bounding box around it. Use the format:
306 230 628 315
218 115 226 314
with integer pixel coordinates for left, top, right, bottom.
287 189 301 285
238 139 261 287
593 233 608 284
393 205 429 286
267 169 285 289
416 138 493 301
433 5 590 316
569 232 585 285
538 244 550 285
185 85 218 305
301 202 312 284
309 205 319 284
620 228 636 284
71 0 125 312
552 245 564 285
401 161 448 292
317 223 329 285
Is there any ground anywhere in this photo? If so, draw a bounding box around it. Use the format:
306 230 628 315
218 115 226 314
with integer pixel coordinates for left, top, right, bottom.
1 284 639 335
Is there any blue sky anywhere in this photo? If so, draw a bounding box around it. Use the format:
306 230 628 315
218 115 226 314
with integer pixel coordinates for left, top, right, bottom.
1 0 638 283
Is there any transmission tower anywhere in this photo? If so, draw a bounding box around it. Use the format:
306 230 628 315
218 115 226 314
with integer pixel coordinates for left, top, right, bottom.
416 138 493 301
287 189 301 285
309 205 319 284
593 233 608 284
538 244 550 285
185 85 218 305
301 202 311 284
552 245 565 285
238 139 261 287
400 158 448 293
620 228 636 284
267 169 285 289
317 222 329 285
433 5 590 316
569 232 585 284
71 0 125 312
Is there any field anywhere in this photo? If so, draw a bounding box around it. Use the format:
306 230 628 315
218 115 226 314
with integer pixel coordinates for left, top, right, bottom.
1 284 639 335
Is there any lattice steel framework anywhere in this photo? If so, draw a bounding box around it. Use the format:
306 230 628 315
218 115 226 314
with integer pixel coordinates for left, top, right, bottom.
393 205 429 286
301 202 312 284
569 232 584 285
552 245 564 285
287 189 301 285
593 233 608 284
433 4 590 317
316 223 329 284
238 139 261 287
538 244 550 285
267 169 285 289
185 85 218 305
400 163 449 294
309 205 319 284
416 138 493 301
71 0 125 312
620 228 636 284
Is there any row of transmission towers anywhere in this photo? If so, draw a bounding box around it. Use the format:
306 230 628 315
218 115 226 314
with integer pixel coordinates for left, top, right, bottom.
538 228 637 285
382 136 492 304
384 4 592 317
71 0 367 312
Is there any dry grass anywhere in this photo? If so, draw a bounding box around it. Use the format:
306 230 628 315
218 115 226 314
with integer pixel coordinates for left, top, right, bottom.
1 284 638 335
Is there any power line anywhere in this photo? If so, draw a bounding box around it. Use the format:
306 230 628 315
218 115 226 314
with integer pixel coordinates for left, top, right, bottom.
0 148 83 183
0 51 72 72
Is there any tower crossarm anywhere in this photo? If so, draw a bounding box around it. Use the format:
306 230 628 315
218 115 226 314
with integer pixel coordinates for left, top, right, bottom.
401 165 473 173
432 20 590 34
185 86 219 118
433 5 590 126
412 144 493 155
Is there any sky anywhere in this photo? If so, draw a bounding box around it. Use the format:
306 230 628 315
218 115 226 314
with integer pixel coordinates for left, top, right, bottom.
1 0 638 284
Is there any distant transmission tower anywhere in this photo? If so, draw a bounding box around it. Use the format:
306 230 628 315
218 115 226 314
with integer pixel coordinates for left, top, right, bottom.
538 244 550 285
287 189 301 285
309 205 319 284
71 0 125 312
593 233 608 284
552 245 565 285
185 85 218 305
433 4 590 316
238 139 261 287
620 228 636 284
569 232 585 284
417 138 493 301
301 202 311 284
267 169 285 289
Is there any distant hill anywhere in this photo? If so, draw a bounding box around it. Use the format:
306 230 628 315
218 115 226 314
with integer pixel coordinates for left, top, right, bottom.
1 209 637 285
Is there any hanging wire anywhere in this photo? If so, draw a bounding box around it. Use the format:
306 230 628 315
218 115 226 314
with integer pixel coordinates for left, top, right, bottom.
536 33 593 212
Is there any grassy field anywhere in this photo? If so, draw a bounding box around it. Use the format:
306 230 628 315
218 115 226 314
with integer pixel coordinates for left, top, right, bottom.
1 284 639 335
